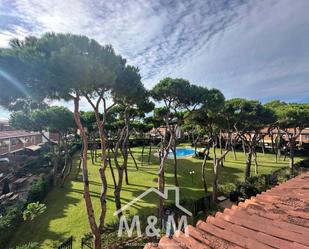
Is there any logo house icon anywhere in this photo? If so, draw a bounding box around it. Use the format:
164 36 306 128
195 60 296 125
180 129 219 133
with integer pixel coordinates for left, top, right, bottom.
114 186 192 217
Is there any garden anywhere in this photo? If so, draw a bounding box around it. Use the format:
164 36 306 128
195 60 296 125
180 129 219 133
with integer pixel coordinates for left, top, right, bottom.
7 146 307 249
0 33 308 249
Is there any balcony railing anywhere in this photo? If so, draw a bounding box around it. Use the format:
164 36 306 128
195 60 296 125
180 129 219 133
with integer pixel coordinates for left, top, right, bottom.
0 146 9 155
10 143 24 152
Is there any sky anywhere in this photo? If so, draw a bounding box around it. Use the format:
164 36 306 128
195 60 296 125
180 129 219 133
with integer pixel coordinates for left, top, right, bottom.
0 0 309 118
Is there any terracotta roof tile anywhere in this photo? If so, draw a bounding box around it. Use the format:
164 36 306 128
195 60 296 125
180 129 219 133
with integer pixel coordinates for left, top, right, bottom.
144 171 309 249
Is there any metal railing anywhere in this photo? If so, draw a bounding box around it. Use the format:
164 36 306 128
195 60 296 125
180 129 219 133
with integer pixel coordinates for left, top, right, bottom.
58 236 73 249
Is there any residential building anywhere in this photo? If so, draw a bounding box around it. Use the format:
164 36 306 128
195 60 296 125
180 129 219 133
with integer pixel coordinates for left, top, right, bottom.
260 127 309 146
149 126 182 138
0 130 43 156
0 119 10 131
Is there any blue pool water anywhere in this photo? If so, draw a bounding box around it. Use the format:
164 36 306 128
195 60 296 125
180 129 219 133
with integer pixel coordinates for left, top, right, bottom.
169 148 195 158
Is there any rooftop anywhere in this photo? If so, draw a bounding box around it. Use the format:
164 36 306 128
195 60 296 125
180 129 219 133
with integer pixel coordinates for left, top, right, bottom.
145 171 309 249
0 130 41 140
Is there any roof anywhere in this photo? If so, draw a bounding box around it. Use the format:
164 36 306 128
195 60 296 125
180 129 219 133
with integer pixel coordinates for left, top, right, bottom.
260 127 309 135
26 145 41 151
145 171 309 249
0 118 8 124
0 130 41 140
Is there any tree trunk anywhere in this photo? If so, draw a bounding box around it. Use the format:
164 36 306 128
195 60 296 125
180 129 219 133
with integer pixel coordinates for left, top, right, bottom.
212 159 220 202
261 137 265 154
245 149 253 179
141 139 145 166
61 138 72 187
171 145 179 187
73 97 101 249
52 145 58 186
129 146 139 170
124 163 129 185
289 139 295 174
158 126 172 227
219 130 223 156
270 133 275 153
90 135 94 165
232 145 237 160
231 134 237 160
94 135 98 163
93 232 101 249
60 137 68 179
76 143 83 179
114 168 124 218
113 108 130 217
171 128 179 187
61 155 72 187
108 148 117 189
158 154 165 227
283 150 287 161
201 148 209 193
253 151 258 175
147 141 152 164
277 136 282 159
242 140 246 156
274 133 279 163
93 106 109 233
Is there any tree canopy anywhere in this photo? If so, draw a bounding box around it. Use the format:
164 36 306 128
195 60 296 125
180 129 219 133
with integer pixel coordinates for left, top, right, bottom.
9 106 75 134
225 98 276 132
274 103 309 129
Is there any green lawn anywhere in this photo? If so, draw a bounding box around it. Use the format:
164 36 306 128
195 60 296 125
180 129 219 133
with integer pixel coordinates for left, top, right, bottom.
9 146 306 248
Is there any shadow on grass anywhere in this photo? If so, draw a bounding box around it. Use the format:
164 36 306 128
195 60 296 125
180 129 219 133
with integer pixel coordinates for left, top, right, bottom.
8 156 81 249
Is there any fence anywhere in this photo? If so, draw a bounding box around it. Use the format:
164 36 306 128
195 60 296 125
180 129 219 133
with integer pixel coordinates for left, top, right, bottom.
58 236 73 249
81 235 93 249
193 194 212 215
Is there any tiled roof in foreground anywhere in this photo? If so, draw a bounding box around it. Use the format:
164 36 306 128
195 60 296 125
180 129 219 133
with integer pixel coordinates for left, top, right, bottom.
145 171 309 249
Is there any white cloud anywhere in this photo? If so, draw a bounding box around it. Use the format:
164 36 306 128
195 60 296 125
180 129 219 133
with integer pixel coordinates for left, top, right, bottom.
0 0 308 119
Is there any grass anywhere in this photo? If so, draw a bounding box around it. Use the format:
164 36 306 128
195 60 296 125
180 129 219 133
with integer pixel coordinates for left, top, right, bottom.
9 146 306 248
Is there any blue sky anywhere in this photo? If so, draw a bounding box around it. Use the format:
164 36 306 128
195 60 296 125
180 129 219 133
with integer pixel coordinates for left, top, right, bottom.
0 0 309 118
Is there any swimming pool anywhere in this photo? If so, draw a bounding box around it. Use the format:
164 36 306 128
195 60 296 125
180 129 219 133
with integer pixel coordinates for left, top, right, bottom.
168 148 195 158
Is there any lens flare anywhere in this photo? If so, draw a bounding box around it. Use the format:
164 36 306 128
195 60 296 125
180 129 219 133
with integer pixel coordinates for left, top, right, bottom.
0 68 29 96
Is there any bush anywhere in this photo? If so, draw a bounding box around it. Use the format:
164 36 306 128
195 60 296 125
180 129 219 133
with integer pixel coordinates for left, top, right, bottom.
236 181 260 199
23 202 46 221
218 183 236 196
298 159 309 168
27 177 50 203
0 202 24 248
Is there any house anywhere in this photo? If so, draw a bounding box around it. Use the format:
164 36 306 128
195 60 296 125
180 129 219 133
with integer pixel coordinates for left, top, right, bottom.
0 119 10 131
221 127 309 150
0 130 43 156
259 127 309 148
149 126 182 139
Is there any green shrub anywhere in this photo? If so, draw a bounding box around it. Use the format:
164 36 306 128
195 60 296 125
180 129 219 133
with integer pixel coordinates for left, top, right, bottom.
0 203 24 248
27 177 50 203
218 183 236 196
23 202 46 221
298 159 309 168
236 181 260 199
